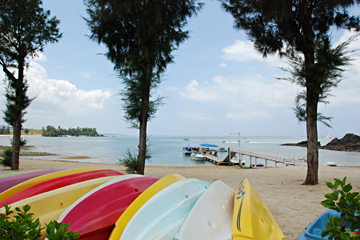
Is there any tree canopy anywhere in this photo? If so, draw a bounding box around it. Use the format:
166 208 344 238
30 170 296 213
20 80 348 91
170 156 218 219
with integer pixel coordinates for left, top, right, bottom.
84 0 203 174
221 0 360 184
0 0 61 170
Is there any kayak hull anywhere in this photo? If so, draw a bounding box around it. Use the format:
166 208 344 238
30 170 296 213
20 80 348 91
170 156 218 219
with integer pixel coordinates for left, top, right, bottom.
4 169 124 205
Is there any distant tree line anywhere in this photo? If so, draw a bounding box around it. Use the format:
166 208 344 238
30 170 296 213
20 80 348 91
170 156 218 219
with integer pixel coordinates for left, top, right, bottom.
42 126 99 137
0 126 11 135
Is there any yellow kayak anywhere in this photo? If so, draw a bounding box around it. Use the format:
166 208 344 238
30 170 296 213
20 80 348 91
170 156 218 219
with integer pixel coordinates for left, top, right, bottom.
109 173 186 240
232 178 285 240
0 175 119 240
0 168 99 203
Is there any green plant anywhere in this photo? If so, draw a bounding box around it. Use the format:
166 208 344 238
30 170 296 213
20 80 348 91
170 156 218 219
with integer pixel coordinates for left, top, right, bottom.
45 221 80 240
0 148 12 167
0 204 42 239
321 177 360 239
118 149 142 174
0 203 80 240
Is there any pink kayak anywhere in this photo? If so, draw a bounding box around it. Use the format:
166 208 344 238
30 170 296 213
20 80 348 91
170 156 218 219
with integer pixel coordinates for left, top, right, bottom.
59 176 160 240
0 169 63 194
3 169 124 205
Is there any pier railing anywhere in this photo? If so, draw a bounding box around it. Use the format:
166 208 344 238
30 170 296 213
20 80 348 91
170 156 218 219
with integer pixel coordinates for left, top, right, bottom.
231 146 306 166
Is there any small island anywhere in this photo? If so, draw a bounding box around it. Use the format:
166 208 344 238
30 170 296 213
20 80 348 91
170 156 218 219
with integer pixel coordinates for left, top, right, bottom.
281 133 360 152
42 125 101 137
320 133 360 152
281 141 321 147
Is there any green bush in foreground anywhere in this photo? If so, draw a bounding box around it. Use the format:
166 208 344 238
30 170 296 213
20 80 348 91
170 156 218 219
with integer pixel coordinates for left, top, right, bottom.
0 148 12 167
0 203 80 240
321 177 360 239
118 148 142 174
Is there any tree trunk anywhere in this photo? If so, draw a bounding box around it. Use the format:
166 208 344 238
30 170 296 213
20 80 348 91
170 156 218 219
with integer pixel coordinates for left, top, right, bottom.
303 91 319 185
137 57 151 175
11 118 22 170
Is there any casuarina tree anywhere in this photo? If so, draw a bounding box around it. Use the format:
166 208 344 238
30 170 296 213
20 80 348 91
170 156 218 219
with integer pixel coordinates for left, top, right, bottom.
220 0 360 184
0 0 61 170
84 0 203 174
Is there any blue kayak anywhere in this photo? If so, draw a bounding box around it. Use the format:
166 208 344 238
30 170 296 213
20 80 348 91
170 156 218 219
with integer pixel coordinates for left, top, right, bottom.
297 209 340 239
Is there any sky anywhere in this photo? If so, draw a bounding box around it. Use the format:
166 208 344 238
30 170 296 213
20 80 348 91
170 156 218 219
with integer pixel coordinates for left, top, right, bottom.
0 0 359 137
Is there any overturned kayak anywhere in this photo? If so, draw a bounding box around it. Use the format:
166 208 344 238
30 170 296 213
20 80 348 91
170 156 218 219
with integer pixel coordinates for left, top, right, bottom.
109 173 186 240
0 175 119 240
58 175 159 240
232 178 285 240
3 169 124 205
119 178 210 240
297 209 340 240
0 168 98 203
0 169 63 194
174 180 234 240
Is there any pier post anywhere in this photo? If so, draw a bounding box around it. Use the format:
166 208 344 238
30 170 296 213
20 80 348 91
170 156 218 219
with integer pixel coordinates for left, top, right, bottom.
250 156 252 168
275 162 277 168
255 157 257 168
265 159 268 168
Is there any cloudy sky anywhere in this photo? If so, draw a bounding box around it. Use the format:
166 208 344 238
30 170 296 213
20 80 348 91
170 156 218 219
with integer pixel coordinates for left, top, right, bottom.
0 0 359 137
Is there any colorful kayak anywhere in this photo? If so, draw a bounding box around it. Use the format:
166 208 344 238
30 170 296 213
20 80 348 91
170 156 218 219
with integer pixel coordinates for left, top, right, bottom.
109 173 186 240
0 168 98 203
174 180 234 240
0 169 63 195
58 175 160 240
3 169 124 205
232 178 285 240
296 209 340 240
0 170 35 178
119 178 210 240
0 175 119 240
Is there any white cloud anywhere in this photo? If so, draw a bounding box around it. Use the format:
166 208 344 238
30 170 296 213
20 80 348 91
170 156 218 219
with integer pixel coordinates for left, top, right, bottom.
219 63 227 68
178 80 221 101
221 40 287 68
175 75 300 107
25 61 112 114
31 52 47 62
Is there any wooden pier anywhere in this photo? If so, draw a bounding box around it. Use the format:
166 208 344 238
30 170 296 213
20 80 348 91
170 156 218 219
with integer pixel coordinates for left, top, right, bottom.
202 133 306 167
204 147 305 167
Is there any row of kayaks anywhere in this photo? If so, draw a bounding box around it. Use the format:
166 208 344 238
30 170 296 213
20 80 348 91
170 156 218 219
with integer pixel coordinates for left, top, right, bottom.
0 168 287 239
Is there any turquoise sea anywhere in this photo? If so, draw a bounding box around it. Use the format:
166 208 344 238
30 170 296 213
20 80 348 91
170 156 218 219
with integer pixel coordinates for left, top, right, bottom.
0 135 359 167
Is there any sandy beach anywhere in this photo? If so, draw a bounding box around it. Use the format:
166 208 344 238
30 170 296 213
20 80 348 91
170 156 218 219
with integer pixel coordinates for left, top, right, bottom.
1 159 359 240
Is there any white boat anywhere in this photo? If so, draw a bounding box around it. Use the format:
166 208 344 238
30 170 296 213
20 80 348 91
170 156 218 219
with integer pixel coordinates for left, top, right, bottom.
174 180 234 240
200 144 219 156
183 146 199 155
326 161 337 167
230 158 246 165
190 153 206 161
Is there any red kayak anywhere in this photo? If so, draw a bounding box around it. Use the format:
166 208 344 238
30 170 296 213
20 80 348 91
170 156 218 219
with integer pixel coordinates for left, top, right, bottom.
3 169 124 205
0 169 63 194
59 175 159 240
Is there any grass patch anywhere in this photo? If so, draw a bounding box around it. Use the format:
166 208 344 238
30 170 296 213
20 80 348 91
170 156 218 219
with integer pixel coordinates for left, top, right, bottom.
20 151 58 157
22 129 43 135
0 145 34 150
62 156 92 160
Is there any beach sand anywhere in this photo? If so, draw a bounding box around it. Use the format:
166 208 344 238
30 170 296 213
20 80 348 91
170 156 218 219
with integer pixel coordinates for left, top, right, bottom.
1 159 360 240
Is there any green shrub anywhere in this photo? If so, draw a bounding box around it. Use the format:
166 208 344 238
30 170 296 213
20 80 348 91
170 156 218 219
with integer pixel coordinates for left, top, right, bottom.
0 203 80 240
0 148 12 167
321 177 360 239
118 149 142 174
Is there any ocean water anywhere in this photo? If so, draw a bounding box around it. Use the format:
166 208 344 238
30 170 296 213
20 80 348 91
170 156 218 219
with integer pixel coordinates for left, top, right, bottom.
0 135 359 167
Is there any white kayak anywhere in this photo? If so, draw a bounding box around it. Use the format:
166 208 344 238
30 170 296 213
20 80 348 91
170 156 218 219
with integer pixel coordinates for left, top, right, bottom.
174 180 234 240
119 178 210 240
